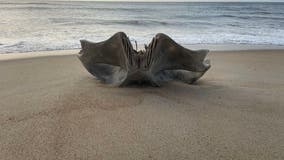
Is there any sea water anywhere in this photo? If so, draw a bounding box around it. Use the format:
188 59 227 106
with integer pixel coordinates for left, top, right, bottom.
0 1 284 53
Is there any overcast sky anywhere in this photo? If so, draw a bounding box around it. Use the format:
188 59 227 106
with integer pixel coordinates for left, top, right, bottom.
2 0 284 2
58 0 284 1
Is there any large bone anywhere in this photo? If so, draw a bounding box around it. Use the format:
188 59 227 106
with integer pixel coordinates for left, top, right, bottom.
78 32 210 86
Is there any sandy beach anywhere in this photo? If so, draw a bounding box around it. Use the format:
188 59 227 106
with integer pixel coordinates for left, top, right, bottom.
0 50 283 160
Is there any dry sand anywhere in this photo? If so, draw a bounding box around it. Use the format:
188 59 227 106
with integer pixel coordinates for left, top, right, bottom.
0 50 283 160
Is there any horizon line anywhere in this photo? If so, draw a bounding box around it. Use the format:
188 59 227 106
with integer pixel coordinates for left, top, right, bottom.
54 0 284 2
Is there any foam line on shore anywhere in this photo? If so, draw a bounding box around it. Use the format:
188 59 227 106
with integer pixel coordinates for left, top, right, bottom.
0 50 77 61
1 44 284 61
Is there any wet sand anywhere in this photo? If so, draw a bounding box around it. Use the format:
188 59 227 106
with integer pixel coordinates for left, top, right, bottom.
0 50 283 160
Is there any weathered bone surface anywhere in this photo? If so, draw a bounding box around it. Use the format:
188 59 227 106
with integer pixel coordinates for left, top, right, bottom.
78 32 211 86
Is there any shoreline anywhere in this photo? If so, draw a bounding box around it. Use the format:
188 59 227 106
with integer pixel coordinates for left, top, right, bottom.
0 49 77 61
1 44 284 61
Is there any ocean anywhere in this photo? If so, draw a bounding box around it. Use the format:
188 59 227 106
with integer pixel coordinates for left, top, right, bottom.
0 1 284 53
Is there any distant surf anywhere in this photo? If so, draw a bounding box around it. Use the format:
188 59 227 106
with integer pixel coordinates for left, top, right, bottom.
0 1 284 53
